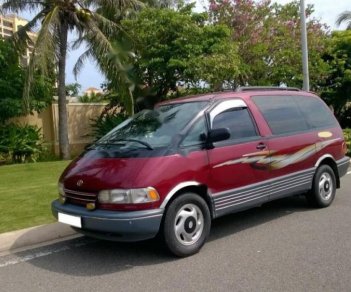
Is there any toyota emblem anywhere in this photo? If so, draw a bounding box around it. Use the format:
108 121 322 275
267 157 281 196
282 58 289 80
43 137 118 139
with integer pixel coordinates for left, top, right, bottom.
77 179 84 187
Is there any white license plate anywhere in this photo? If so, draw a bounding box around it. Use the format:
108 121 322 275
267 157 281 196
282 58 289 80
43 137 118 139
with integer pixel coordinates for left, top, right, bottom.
58 213 82 228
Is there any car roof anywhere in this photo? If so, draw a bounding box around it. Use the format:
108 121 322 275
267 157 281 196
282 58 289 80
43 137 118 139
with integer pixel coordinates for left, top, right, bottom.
159 89 317 105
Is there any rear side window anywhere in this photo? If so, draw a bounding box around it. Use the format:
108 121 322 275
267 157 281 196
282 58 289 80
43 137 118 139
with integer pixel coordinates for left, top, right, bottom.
294 96 336 128
212 108 258 140
252 96 309 135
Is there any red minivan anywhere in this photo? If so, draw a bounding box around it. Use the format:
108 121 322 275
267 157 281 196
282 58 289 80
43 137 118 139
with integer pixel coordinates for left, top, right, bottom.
52 87 350 257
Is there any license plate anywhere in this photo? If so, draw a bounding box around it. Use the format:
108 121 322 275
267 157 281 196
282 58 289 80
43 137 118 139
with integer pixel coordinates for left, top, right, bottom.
58 213 82 228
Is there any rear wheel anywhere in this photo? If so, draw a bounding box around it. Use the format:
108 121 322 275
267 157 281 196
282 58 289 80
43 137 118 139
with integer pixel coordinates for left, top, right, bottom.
307 165 336 208
163 193 211 257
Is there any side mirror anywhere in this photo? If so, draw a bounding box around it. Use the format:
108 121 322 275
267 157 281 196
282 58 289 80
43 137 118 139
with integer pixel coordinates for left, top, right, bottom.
207 128 230 145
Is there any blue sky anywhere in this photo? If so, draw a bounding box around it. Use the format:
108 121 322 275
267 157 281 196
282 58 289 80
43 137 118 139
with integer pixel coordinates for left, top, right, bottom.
11 0 351 92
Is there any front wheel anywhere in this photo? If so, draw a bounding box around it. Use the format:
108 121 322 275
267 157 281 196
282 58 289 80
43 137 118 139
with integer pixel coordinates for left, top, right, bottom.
306 165 336 208
163 193 211 257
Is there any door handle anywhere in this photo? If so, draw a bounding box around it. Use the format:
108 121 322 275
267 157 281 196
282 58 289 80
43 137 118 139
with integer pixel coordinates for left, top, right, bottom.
256 143 266 150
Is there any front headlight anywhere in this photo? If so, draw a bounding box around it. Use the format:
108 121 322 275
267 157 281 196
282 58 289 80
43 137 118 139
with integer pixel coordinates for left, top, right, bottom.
58 182 66 203
58 182 65 196
98 187 160 204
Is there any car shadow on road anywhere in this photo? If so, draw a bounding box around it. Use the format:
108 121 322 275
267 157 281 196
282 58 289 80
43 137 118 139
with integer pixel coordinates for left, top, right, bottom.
209 194 312 241
13 195 313 277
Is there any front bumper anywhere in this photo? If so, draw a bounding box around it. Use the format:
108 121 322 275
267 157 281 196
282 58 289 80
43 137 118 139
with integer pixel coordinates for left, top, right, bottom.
51 200 163 242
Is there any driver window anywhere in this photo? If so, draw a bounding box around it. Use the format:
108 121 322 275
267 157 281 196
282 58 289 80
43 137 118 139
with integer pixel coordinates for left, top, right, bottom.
212 108 258 141
181 117 207 147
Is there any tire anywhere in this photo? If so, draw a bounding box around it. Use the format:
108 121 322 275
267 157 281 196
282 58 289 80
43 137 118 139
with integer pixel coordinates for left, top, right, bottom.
163 193 211 257
306 165 336 208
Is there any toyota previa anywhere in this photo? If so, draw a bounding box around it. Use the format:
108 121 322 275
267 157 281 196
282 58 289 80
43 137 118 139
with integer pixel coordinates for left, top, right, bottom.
52 87 350 257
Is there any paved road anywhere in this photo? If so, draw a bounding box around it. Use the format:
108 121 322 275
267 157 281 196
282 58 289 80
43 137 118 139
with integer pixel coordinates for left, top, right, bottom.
1 174 351 292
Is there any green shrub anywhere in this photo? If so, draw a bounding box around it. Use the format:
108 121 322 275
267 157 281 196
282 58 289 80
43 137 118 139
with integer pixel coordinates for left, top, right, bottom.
78 92 106 103
37 144 60 162
0 124 43 163
343 128 351 156
90 111 128 140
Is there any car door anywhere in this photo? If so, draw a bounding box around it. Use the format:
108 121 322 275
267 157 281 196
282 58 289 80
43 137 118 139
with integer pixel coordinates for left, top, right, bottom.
207 99 271 217
251 95 318 201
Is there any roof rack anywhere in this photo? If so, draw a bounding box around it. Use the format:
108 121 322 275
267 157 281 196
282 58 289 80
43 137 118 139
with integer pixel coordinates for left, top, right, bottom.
235 86 302 92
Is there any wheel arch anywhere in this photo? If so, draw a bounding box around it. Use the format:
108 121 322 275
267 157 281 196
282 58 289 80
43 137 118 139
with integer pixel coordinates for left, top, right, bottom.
315 155 340 188
160 182 214 218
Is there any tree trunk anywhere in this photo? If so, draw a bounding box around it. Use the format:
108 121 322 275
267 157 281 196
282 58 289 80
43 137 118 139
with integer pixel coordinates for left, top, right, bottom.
58 22 70 160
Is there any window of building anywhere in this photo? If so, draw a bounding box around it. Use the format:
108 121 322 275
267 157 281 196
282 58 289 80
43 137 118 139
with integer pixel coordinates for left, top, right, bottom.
3 28 13 36
3 20 13 28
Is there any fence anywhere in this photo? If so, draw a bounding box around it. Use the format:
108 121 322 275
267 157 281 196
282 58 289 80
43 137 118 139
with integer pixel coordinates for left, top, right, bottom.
11 103 107 156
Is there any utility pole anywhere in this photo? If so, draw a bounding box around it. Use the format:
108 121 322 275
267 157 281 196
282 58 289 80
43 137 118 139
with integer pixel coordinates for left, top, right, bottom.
300 0 310 91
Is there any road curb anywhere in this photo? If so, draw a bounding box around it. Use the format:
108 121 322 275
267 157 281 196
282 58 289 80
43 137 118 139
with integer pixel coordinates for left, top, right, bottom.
0 223 77 254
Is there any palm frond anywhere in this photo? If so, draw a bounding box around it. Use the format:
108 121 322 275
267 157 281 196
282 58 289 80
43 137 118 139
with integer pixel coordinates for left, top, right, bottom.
84 19 115 59
336 11 351 29
23 5 61 110
91 12 122 36
85 0 144 11
82 19 137 115
71 38 85 50
73 48 93 78
1 0 45 13
11 9 46 53
71 19 116 80
33 6 61 71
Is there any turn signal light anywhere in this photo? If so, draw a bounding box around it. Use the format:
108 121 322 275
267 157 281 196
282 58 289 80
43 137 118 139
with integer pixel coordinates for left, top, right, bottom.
148 189 159 201
86 203 96 210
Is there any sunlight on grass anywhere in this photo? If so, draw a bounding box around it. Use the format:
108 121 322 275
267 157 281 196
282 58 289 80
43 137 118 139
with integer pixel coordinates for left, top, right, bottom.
0 161 70 233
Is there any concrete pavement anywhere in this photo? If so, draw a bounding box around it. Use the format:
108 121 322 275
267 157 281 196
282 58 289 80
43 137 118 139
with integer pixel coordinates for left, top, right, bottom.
1 175 351 291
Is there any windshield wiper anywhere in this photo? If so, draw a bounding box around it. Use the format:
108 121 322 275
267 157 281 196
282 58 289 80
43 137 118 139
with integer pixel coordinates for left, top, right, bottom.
92 138 154 150
87 141 125 150
115 138 154 150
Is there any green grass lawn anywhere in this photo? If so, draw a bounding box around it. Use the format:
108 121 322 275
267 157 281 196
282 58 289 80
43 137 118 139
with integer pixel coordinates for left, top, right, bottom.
0 161 70 234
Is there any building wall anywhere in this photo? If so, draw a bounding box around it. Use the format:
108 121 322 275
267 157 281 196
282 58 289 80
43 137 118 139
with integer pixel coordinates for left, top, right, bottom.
0 14 36 65
11 103 108 157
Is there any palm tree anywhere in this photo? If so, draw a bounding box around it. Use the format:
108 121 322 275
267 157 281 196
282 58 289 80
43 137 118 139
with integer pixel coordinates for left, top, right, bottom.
336 10 351 29
1 0 141 159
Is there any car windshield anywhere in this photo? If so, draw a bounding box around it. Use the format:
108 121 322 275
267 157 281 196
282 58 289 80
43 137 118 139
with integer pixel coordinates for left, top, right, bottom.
95 101 207 150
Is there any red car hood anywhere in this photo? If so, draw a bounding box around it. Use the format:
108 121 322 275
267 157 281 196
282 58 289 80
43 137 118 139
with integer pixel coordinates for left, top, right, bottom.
61 153 178 192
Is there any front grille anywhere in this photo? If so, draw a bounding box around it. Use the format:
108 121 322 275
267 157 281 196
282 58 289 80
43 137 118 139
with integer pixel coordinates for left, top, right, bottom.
64 188 97 206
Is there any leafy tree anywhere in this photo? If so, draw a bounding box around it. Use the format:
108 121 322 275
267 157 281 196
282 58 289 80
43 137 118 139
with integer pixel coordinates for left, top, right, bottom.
320 31 351 127
1 0 141 159
121 6 241 108
65 83 81 97
208 0 329 89
0 39 53 124
187 25 240 91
